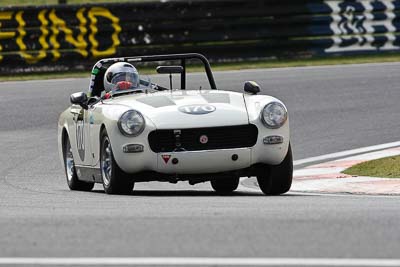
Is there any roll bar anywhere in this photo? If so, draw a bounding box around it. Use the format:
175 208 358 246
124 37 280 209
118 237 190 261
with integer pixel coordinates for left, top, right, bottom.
89 53 217 93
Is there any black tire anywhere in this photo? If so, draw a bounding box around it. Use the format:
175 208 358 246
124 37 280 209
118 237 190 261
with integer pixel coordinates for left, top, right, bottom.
257 144 293 195
63 136 94 191
211 177 240 195
100 129 134 194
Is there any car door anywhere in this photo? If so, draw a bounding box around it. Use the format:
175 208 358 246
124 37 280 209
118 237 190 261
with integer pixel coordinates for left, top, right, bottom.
88 102 102 168
70 105 92 166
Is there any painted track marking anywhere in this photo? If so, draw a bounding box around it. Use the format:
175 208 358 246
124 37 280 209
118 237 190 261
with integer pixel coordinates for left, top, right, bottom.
1 257 400 266
294 141 400 166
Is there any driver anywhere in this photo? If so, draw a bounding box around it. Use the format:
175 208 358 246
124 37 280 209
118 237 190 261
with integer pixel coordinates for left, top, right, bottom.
103 62 140 97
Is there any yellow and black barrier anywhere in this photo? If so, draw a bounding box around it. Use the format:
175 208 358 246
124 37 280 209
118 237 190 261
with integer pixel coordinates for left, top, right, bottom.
0 0 399 73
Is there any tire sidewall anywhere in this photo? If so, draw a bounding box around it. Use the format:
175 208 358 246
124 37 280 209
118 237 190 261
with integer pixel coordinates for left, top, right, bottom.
100 129 134 194
257 144 293 195
100 131 115 192
211 177 240 194
64 138 77 188
63 135 94 191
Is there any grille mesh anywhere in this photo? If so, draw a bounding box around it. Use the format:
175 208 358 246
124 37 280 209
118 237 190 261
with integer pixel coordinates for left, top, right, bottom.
148 124 258 152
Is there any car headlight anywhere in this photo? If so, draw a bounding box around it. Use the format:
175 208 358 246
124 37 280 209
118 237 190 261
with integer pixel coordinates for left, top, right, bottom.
261 102 287 129
118 110 145 136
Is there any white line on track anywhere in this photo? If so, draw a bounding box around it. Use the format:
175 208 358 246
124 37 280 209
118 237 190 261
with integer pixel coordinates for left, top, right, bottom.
293 141 400 166
1 257 400 266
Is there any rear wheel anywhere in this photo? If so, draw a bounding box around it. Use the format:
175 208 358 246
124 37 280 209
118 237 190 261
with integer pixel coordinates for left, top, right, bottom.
257 144 293 195
63 136 94 191
100 129 134 194
211 177 240 195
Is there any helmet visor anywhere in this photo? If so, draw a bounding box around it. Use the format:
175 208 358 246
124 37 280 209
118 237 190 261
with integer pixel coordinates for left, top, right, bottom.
111 72 139 90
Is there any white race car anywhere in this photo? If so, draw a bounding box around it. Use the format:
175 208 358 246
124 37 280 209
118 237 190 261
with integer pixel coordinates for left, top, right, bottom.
58 53 292 195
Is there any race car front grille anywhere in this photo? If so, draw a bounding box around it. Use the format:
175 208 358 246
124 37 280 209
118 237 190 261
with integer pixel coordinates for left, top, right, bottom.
148 124 258 152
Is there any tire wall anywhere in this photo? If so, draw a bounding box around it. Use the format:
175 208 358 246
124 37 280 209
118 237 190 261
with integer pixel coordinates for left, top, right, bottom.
0 0 399 73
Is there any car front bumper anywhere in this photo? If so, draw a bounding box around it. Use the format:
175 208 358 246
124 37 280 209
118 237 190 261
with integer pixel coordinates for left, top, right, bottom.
114 142 289 175
108 119 290 175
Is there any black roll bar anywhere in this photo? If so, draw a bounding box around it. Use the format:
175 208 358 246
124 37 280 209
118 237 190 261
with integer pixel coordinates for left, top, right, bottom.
92 53 217 90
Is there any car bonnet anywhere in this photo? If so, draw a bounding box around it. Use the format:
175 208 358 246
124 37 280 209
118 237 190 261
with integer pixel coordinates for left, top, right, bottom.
109 90 249 129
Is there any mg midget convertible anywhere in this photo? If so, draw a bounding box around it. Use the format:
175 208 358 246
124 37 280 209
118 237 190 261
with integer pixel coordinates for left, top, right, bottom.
58 53 292 195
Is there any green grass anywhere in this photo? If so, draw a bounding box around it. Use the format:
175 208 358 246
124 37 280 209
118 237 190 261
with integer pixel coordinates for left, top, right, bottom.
1 53 400 82
343 156 400 178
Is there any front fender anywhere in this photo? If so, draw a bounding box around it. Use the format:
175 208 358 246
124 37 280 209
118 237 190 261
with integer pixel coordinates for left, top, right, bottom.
57 109 72 169
244 94 290 165
94 106 158 173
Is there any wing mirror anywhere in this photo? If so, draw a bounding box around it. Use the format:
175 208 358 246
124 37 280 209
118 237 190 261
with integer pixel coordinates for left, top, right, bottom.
70 92 88 109
156 66 184 90
244 81 261 95
156 66 184 74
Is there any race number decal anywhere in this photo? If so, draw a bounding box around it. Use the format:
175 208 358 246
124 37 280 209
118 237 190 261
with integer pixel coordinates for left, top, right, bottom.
178 105 216 115
76 119 85 161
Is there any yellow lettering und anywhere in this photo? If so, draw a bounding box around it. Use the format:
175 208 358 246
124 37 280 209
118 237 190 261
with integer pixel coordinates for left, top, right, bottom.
48 8 88 60
0 11 16 62
16 10 49 64
87 7 121 57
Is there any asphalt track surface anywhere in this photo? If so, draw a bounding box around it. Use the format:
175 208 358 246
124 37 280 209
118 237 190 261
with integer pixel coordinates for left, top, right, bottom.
1 63 400 265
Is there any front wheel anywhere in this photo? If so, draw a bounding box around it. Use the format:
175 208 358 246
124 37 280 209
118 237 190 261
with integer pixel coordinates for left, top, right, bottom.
257 144 293 195
63 136 94 191
211 177 240 195
100 129 134 194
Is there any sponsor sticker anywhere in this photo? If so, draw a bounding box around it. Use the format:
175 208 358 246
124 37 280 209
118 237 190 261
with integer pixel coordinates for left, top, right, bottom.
161 154 171 164
89 115 95 124
199 135 208 144
91 68 99 75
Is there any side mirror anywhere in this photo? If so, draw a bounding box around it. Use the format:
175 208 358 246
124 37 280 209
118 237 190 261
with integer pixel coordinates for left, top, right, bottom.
156 66 184 74
70 92 88 109
156 66 184 90
244 81 261 95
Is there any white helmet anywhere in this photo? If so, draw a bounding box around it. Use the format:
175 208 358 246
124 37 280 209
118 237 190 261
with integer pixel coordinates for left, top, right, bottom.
103 62 139 92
